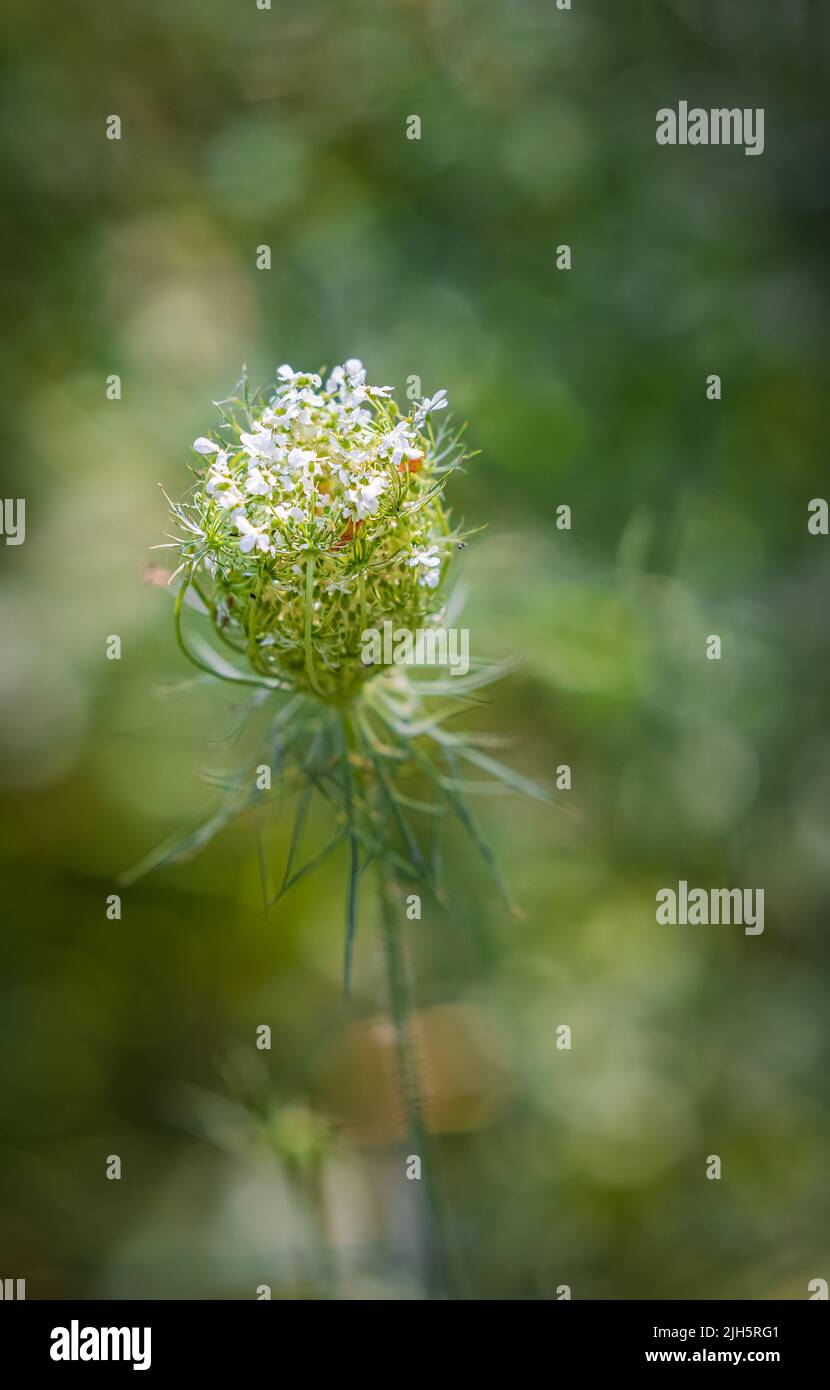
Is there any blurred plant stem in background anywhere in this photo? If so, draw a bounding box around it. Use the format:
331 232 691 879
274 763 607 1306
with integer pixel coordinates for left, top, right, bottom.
376 837 458 1296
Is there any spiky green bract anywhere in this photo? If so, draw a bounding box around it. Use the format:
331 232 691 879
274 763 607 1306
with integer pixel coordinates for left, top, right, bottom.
123 664 546 940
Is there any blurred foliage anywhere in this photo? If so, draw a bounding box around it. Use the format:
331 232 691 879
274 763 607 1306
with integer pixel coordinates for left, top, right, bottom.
1 0 829 1298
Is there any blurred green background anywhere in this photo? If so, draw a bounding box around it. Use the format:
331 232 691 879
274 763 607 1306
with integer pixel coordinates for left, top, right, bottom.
2 0 830 1299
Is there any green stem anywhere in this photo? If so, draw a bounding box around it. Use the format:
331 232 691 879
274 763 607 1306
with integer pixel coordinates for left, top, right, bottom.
247 572 266 674
339 702 454 1295
358 572 368 638
338 707 365 994
303 553 327 698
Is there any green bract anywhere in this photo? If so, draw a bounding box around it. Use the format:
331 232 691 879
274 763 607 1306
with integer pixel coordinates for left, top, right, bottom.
166 359 465 702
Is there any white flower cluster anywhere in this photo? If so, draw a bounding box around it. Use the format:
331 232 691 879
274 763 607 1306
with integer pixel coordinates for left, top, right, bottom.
191 359 448 579
169 359 464 699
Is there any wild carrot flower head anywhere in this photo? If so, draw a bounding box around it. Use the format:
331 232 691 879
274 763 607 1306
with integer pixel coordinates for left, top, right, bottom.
167 359 467 701
131 363 543 935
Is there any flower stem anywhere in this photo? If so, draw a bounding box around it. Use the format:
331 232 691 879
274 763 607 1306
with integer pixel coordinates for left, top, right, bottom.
303 553 327 698
339 704 454 1294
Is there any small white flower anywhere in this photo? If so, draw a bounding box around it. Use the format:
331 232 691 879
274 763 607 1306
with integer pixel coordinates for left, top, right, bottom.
234 513 271 553
414 389 448 427
345 474 387 520
205 456 230 495
215 483 244 510
240 428 281 463
409 544 441 587
337 406 371 435
245 467 272 497
286 446 317 469
327 358 368 407
379 421 416 467
193 436 222 454
274 502 306 524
